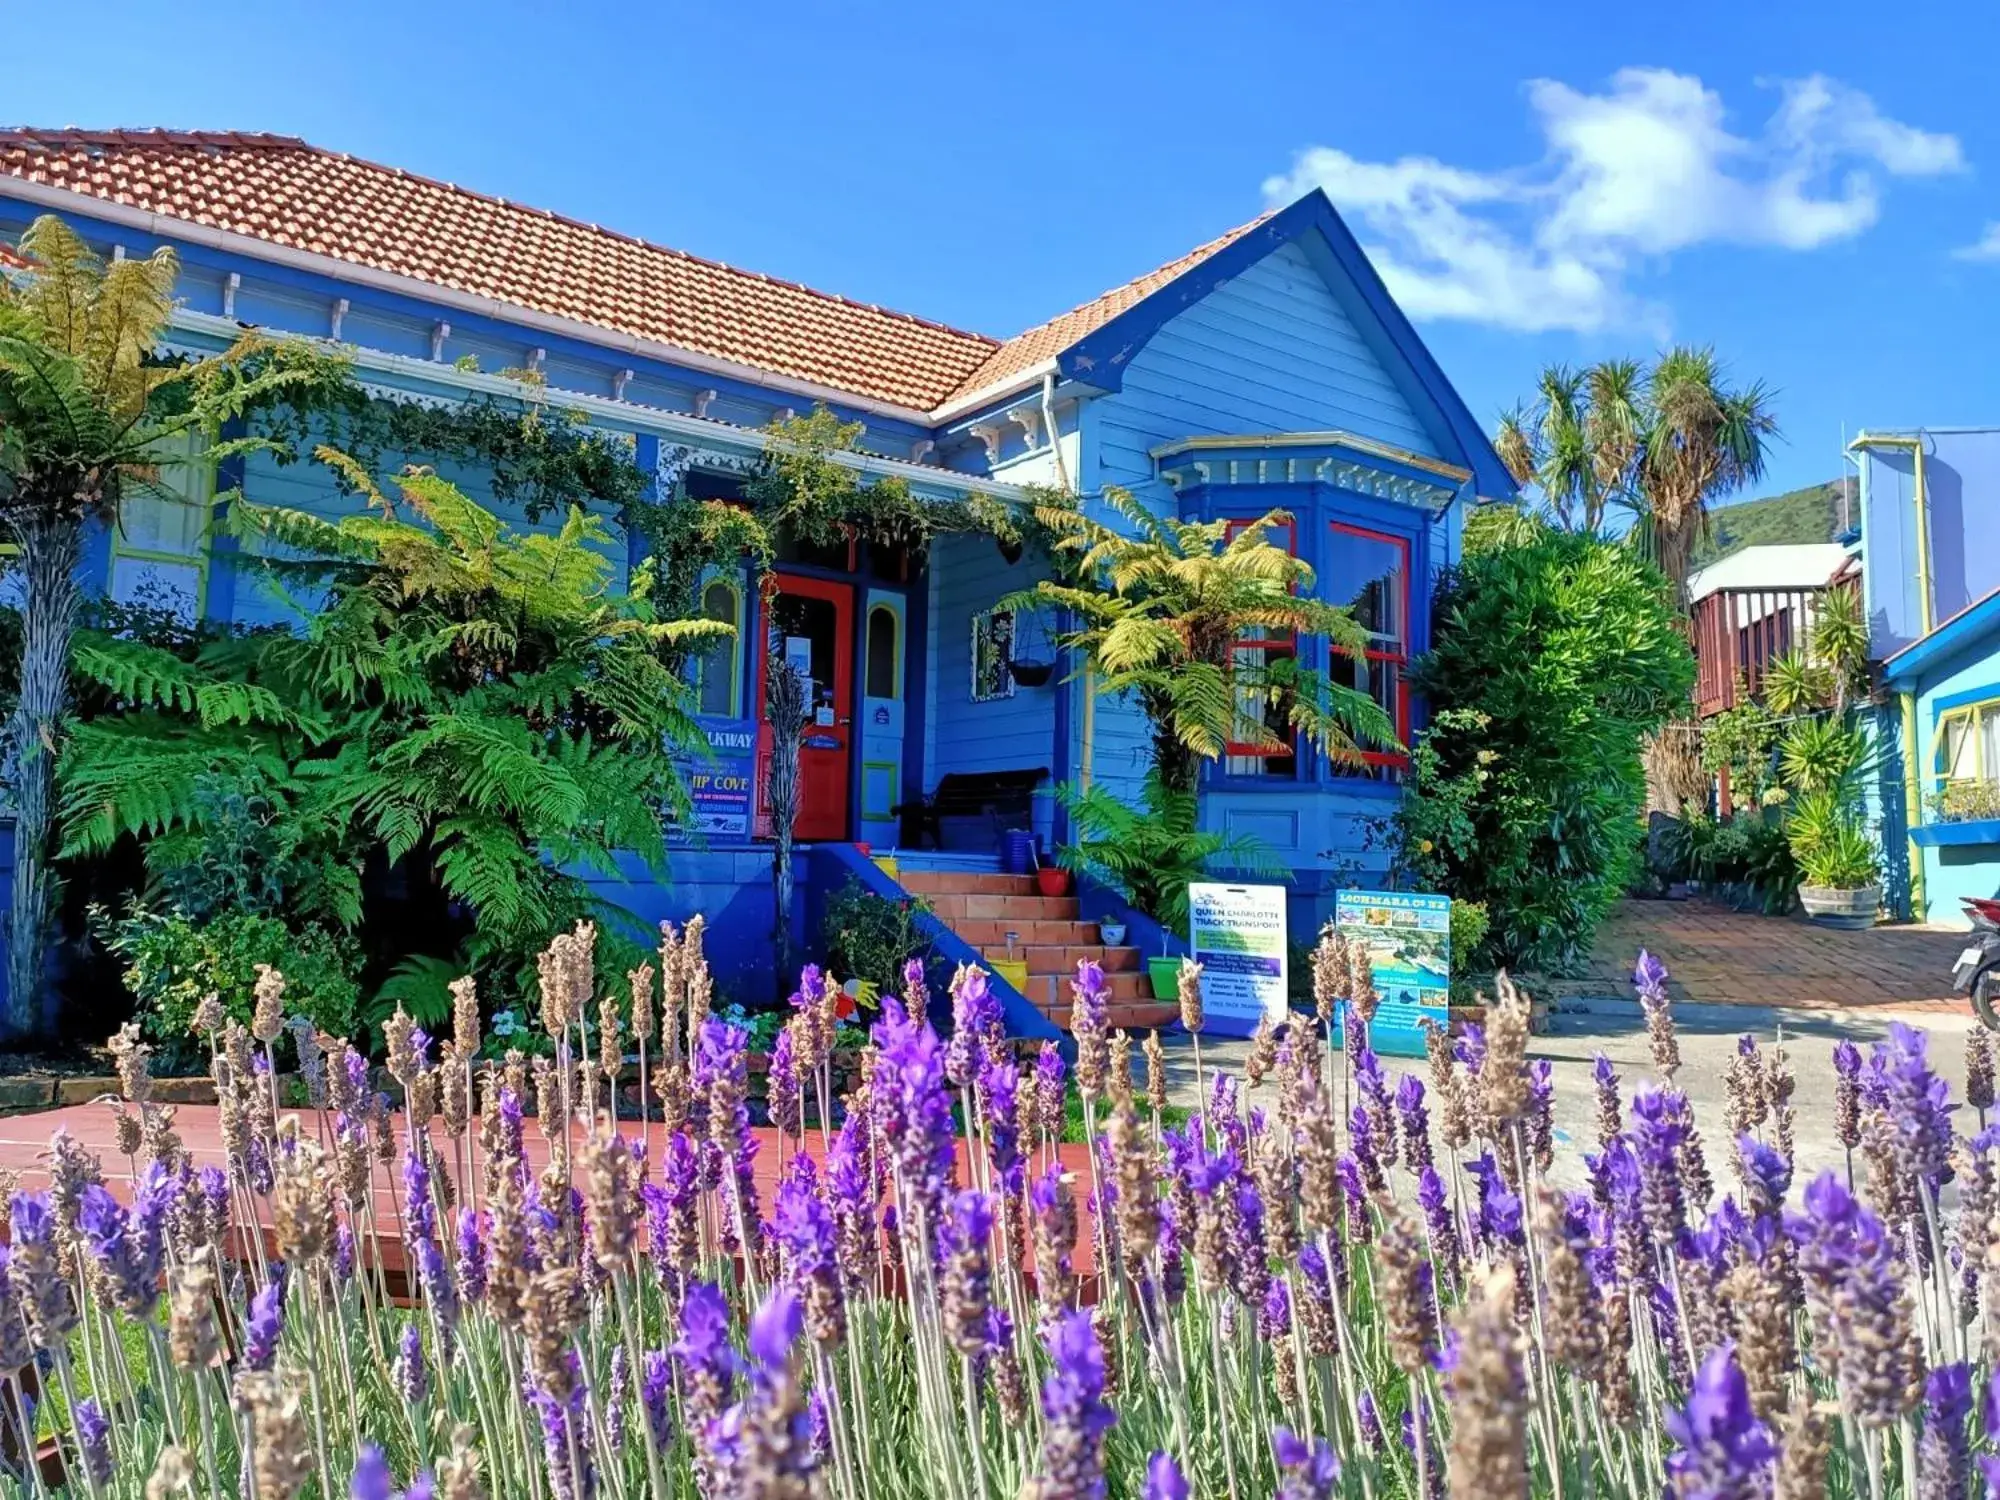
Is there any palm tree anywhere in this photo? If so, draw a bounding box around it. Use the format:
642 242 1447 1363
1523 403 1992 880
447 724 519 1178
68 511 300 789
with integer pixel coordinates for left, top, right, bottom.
1004 488 1397 797
1636 347 1777 605
0 215 327 1034
1494 348 1775 605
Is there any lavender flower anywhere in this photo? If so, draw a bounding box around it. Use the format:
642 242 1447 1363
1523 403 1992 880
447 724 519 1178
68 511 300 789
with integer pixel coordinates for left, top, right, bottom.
768 1024 802 1138
1788 1173 1921 1428
1919 1362 1972 1500
1593 1053 1622 1147
455 1208 488 1305
642 1350 674 1447
869 999 955 1217
245 1278 284 1371
774 1164 843 1345
1865 1022 1955 1191
1272 1429 1341 1500
1629 1086 1690 1243
1358 1392 1386 1452
1663 1346 1777 1500
352 1444 396 1500
1141 1453 1189 1500
74 1396 112 1486
1032 1309 1116 1499
395 1322 428 1404
1635 948 1680 1078
1832 1039 1862 1151
1395 1074 1434 1175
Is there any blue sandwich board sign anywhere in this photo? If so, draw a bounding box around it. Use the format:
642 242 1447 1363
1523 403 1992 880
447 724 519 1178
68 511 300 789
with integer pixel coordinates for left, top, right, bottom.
1329 888 1450 1058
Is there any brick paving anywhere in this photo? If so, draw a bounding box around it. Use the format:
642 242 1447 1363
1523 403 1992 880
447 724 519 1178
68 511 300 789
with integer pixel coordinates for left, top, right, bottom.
1534 898 1974 1013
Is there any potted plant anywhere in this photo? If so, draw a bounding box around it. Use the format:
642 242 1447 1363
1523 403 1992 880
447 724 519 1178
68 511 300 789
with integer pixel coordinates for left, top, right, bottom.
1097 920 1128 947
1787 790 1881 928
1054 775 1277 997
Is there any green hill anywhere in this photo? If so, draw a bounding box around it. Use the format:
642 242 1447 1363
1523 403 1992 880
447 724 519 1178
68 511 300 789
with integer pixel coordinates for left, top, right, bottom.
1693 479 1850 567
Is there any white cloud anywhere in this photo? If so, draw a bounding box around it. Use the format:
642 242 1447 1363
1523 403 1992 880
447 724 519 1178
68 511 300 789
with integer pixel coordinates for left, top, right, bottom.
1262 68 1963 333
1954 223 2000 262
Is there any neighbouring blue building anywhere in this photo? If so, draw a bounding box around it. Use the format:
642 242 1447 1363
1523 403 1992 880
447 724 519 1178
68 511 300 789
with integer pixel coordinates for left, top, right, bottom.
0 128 1514 1024
1854 428 2000 926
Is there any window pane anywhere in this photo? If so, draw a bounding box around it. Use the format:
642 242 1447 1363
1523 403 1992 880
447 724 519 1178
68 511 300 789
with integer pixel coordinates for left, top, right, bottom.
1945 716 1977 782
1326 530 1405 648
1984 709 2000 783
866 607 899 700
696 582 738 717
1226 644 1296 778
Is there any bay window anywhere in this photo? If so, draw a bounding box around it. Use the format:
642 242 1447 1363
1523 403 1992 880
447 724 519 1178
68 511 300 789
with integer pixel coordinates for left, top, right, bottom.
1325 521 1410 781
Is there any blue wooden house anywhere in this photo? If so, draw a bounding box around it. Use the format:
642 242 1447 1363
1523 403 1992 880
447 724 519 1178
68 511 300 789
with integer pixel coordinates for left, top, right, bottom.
0 128 1514 1027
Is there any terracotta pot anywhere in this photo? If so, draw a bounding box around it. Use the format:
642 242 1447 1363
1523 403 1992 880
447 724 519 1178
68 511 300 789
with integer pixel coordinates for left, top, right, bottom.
1034 867 1070 897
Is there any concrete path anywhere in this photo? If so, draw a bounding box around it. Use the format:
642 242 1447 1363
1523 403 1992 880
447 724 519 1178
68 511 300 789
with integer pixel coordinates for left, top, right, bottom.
1155 998 1990 1203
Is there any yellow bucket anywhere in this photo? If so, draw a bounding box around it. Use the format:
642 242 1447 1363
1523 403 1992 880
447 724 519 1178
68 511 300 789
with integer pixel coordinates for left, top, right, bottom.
872 855 901 882
987 959 1030 994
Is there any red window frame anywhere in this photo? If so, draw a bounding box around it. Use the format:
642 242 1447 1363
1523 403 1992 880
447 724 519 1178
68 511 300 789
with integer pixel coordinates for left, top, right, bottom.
1328 520 1410 774
1222 518 1299 770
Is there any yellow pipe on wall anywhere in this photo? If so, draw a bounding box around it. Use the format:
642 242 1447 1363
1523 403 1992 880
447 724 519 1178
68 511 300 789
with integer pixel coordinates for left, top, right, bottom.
1901 687 1927 920
1850 433 1933 633
1079 663 1095 789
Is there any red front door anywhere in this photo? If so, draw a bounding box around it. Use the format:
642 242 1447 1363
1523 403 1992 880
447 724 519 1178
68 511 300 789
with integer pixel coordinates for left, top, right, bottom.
758 573 853 842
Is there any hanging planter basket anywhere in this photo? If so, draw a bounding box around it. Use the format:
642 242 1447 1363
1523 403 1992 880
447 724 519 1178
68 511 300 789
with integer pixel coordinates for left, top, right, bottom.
1007 659 1054 689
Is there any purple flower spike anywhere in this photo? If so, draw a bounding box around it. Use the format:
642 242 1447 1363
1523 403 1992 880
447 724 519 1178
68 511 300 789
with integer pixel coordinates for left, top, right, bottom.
1034 1310 1115 1499
1634 949 1668 994
1273 1428 1341 1500
1663 1346 1776 1499
351 1444 395 1500
747 1286 802 1382
74 1397 111 1485
1921 1363 1972 1500
393 1323 427 1404
1142 1453 1189 1500
245 1279 284 1371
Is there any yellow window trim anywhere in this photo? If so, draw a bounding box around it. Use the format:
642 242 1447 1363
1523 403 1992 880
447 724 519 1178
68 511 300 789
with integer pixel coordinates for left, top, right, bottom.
693 574 745 719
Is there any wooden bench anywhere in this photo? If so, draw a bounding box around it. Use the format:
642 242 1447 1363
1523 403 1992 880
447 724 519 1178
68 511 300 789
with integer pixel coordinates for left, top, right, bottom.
892 768 1049 851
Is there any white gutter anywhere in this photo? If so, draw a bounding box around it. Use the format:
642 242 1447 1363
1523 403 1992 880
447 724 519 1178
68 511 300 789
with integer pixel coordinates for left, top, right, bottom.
1039 371 1072 493
2 175 952 428
927 357 1063 426
167 308 1030 504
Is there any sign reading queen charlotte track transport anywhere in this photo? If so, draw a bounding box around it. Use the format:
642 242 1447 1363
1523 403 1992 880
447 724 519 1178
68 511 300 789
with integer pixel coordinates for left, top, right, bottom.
1187 882 1289 1038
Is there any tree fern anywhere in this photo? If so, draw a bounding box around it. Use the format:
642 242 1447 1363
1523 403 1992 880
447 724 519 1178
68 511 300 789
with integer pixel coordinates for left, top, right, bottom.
62 449 714 1003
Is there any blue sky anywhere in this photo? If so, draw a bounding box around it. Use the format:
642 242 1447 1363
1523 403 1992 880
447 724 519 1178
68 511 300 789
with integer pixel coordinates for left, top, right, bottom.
6 0 1998 501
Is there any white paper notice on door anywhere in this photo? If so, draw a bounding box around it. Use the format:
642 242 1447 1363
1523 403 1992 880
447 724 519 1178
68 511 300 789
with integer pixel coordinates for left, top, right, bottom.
784 636 813 683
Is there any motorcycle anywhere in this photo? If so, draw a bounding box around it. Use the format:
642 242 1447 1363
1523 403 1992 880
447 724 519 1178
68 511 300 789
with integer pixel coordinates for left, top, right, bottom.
1954 896 2000 1029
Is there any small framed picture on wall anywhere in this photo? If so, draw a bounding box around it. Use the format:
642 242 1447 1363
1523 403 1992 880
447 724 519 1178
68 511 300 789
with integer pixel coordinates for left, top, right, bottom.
971 607 1015 702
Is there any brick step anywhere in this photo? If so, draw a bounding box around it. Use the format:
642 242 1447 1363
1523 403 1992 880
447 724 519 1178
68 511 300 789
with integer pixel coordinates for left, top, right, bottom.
980 944 1140 974
1042 1001 1180 1032
1014 970 1149 1008
925 893 1079 922
899 870 1036 896
956 918 1105 947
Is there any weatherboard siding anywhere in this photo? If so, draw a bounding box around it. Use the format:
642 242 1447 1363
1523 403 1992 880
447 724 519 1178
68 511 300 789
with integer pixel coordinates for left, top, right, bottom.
924 534 1057 847
1090 239 1439 517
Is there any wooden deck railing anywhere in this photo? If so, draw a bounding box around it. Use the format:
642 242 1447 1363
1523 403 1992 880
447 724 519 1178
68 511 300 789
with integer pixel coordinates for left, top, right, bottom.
1691 586 1826 717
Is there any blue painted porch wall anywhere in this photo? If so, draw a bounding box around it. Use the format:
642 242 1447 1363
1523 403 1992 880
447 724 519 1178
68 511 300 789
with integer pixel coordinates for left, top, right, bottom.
1071 234 1461 921
923 534 1058 850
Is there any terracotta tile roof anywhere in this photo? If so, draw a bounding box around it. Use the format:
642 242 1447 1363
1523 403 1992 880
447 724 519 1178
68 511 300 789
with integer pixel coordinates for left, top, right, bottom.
0 128 1273 421
940 213 1273 406
0 128 1001 411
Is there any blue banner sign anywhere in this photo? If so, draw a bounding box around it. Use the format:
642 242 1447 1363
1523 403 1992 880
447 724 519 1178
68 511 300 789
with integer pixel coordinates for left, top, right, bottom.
680 721 756 839
1330 888 1450 1058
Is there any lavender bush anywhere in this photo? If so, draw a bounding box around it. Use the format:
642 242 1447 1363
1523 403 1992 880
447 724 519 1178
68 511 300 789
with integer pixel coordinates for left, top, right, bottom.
6 926 1999 1498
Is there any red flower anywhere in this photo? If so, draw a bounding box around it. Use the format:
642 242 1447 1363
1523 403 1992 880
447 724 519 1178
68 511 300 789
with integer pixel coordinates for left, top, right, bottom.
834 991 858 1022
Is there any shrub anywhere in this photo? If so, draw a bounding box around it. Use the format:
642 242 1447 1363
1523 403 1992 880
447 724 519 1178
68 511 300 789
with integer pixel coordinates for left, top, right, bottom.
102 906 360 1070
1057 774 1277 935
1399 531 1692 972
820 878 934 996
